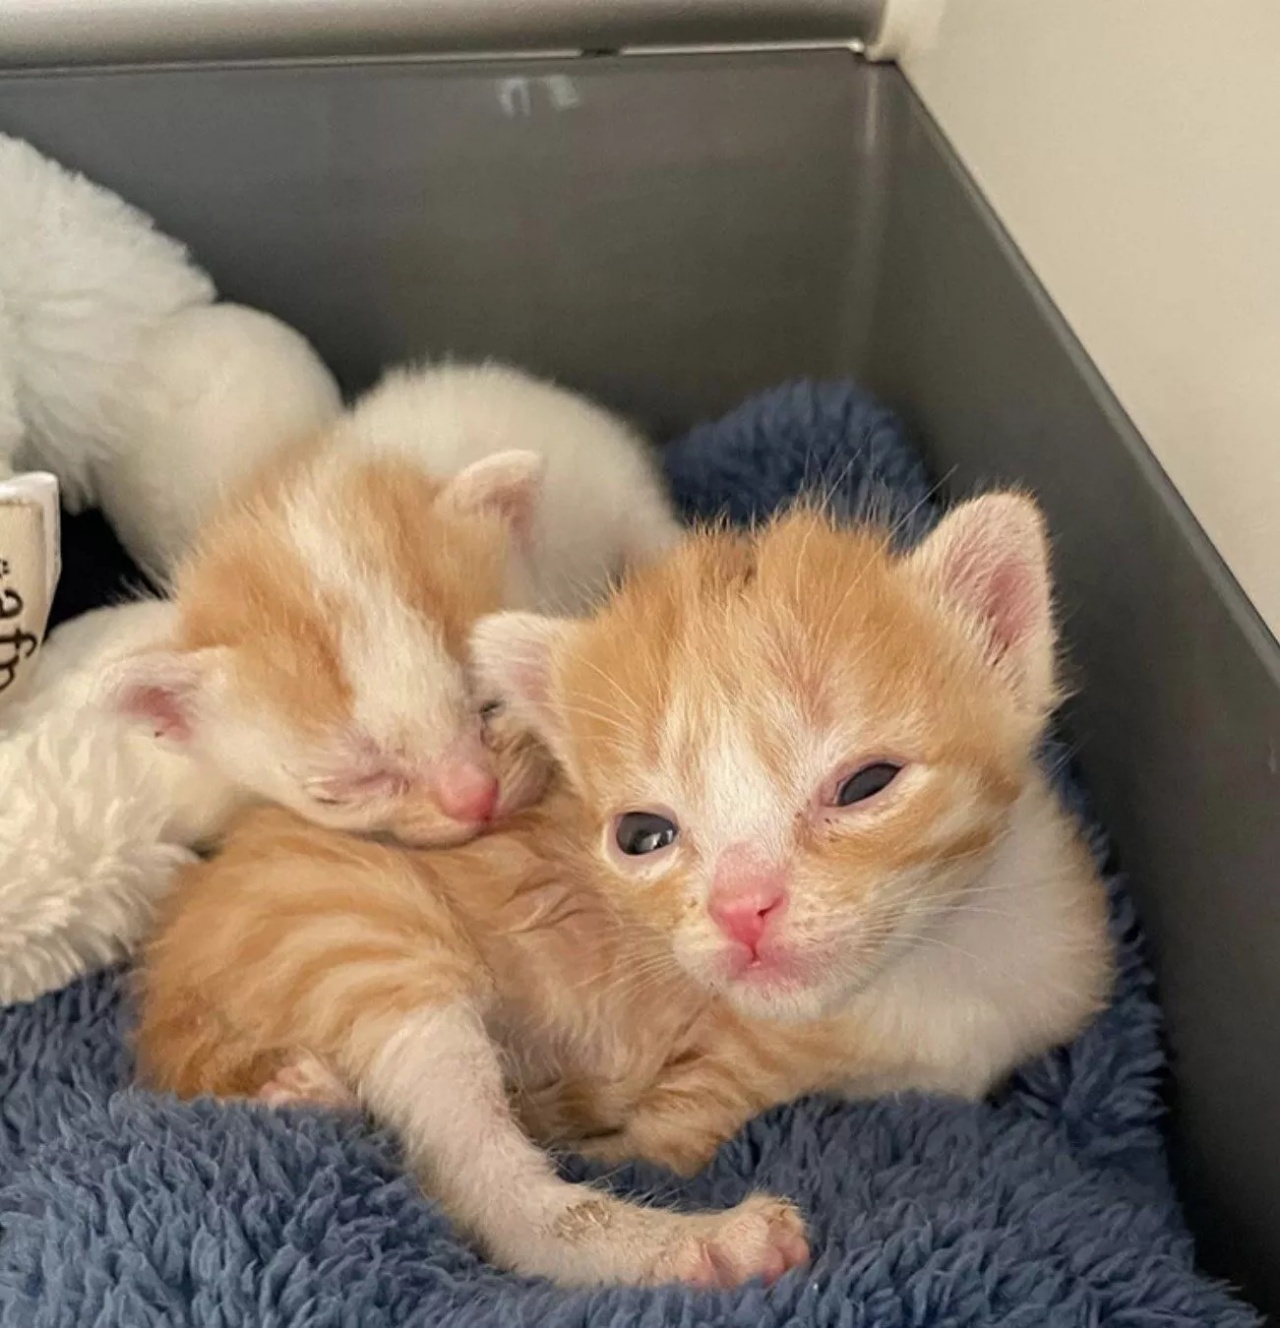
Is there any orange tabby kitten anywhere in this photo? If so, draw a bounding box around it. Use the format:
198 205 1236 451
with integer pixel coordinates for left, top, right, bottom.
136 495 1112 1289
106 363 677 847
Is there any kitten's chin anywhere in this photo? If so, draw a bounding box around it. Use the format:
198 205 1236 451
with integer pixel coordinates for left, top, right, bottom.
719 978 844 1025
678 945 855 1024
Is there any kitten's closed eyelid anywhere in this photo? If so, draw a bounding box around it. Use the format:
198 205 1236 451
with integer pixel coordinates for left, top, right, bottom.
300 764 407 807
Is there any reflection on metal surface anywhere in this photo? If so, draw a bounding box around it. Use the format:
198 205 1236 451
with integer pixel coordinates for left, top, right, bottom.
497 75 581 118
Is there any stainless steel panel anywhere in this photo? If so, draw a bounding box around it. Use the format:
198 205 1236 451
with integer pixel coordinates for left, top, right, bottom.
0 0 883 69
0 51 881 434
866 73 1280 1315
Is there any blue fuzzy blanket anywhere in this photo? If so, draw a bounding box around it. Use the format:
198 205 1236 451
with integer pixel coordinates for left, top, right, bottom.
0 382 1257 1326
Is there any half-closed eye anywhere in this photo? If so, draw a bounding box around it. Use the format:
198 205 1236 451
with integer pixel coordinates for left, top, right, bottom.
820 761 904 811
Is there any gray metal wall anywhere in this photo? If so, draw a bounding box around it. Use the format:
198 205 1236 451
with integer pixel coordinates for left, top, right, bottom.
865 77 1280 1311
1 48 1275 1315
0 53 879 435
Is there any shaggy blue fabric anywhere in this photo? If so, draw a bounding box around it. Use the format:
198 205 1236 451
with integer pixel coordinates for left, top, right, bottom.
0 380 1257 1326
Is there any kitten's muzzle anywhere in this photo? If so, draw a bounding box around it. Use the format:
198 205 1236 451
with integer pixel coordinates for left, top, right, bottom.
707 847 789 956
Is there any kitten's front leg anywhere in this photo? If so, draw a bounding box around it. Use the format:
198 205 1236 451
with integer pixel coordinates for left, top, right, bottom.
363 1000 808 1287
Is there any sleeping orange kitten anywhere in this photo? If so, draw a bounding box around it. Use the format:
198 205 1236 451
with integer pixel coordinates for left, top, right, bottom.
106 362 678 847
136 494 1112 1288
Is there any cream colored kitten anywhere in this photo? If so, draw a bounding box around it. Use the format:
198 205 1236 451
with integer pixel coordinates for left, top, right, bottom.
136 496 1111 1288
107 362 679 846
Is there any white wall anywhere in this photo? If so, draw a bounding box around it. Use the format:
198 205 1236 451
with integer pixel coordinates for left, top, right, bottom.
879 1 1280 635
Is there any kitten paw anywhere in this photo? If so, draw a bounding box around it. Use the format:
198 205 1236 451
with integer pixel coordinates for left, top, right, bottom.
649 1196 809 1288
257 1053 356 1110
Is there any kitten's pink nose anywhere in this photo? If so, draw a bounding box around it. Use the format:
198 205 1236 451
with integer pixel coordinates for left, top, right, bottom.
434 760 499 824
708 851 788 954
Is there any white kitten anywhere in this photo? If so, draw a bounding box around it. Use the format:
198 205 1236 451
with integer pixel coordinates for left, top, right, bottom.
338 362 682 613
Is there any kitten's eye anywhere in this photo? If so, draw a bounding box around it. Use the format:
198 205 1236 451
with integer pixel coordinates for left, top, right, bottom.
614 811 679 856
834 762 902 807
303 762 403 808
479 700 506 751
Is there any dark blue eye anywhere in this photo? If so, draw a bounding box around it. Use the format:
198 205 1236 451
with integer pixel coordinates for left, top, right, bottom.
615 812 679 856
836 763 901 807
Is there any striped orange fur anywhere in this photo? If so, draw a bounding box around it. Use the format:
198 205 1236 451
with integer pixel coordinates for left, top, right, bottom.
106 361 681 849
136 496 1111 1287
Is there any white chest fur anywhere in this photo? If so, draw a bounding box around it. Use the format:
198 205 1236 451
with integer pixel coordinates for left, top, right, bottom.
840 777 1110 1101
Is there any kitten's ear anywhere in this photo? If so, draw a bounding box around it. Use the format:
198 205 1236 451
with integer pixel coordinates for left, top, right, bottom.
102 647 222 743
907 492 1056 712
437 450 545 540
470 611 575 742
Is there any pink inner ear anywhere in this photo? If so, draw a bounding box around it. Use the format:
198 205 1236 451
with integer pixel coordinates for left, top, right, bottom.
119 683 192 742
470 612 568 737
445 453 544 548
492 482 534 527
942 530 1041 666
983 559 1038 662
953 552 1037 665
482 480 539 551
